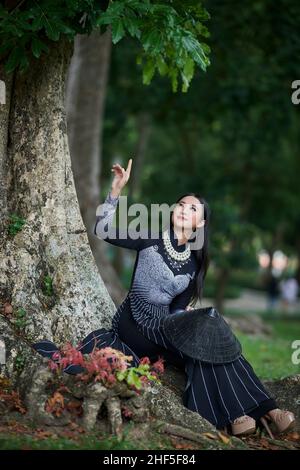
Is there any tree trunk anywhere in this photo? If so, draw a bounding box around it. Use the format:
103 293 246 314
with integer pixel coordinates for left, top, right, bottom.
65 27 126 306
262 225 286 287
0 36 116 380
127 112 151 201
214 267 230 313
0 71 13 231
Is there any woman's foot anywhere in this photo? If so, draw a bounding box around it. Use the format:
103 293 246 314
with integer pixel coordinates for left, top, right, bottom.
231 415 256 436
265 408 296 434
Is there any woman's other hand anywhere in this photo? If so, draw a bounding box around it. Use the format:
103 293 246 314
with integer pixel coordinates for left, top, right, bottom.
186 305 194 311
110 158 133 197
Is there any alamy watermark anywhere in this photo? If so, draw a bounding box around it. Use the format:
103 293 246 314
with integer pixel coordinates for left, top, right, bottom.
291 80 300 105
0 80 5 105
291 340 300 365
0 339 5 368
96 196 205 251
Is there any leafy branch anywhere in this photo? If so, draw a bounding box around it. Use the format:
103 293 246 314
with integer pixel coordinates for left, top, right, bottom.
0 0 211 91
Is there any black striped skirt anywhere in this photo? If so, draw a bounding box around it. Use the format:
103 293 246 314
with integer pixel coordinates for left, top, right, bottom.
33 297 277 430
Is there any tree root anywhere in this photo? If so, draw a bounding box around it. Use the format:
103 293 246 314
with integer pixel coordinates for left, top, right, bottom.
23 363 150 440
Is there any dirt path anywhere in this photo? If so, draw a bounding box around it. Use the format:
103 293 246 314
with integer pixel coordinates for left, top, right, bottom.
201 288 300 314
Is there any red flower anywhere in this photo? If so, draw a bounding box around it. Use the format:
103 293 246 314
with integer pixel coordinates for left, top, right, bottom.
140 356 151 365
151 355 165 375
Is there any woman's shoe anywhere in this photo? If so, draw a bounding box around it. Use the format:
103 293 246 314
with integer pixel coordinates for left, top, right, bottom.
260 409 296 438
231 415 256 437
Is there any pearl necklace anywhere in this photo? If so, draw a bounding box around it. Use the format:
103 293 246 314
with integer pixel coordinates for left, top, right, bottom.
162 229 191 261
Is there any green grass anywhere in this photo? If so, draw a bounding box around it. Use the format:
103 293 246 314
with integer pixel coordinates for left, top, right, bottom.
0 434 145 451
234 317 300 380
0 421 173 450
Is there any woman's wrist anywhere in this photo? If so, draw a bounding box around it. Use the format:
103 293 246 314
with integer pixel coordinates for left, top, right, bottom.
110 187 121 198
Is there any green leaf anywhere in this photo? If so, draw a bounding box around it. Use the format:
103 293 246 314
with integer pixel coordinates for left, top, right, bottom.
200 42 211 55
123 16 141 39
183 55 194 80
182 35 208 71
142 58 156 85
126 369 142 388
195 22 210 38
136 52 143 65
31 14 44 32
4 23 21 36
137 364 150 373
142 29 162 53
116 370 126 381
111 18 125 44
31 37 49 58
169 67 179 93
4 46 24 73
156 56 168 76
44 20 61 41
106 2 125 16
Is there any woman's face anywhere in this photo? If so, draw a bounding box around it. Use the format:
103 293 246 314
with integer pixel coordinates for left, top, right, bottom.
172 195 205 232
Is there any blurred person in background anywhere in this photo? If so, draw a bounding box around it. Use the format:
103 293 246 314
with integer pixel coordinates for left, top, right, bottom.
279 275 299 314
266 272 280 312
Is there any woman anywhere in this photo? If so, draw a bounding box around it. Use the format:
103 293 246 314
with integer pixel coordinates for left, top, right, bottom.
33 158 295 438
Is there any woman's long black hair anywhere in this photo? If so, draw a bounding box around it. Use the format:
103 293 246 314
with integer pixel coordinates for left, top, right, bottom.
170 192 211 307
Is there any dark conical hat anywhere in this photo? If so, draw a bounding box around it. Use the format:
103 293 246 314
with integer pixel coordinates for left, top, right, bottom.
162 306 242 364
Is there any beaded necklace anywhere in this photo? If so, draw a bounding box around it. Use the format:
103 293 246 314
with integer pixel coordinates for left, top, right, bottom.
162 229 191 262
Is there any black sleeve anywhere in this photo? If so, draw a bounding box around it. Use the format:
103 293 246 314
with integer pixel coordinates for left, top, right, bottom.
169 278 196 314
93 191 155 251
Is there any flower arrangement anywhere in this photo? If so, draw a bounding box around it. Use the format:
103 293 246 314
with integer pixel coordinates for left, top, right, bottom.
48 342 165 392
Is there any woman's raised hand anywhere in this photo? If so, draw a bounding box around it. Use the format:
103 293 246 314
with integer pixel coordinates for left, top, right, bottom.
110 158 133 197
